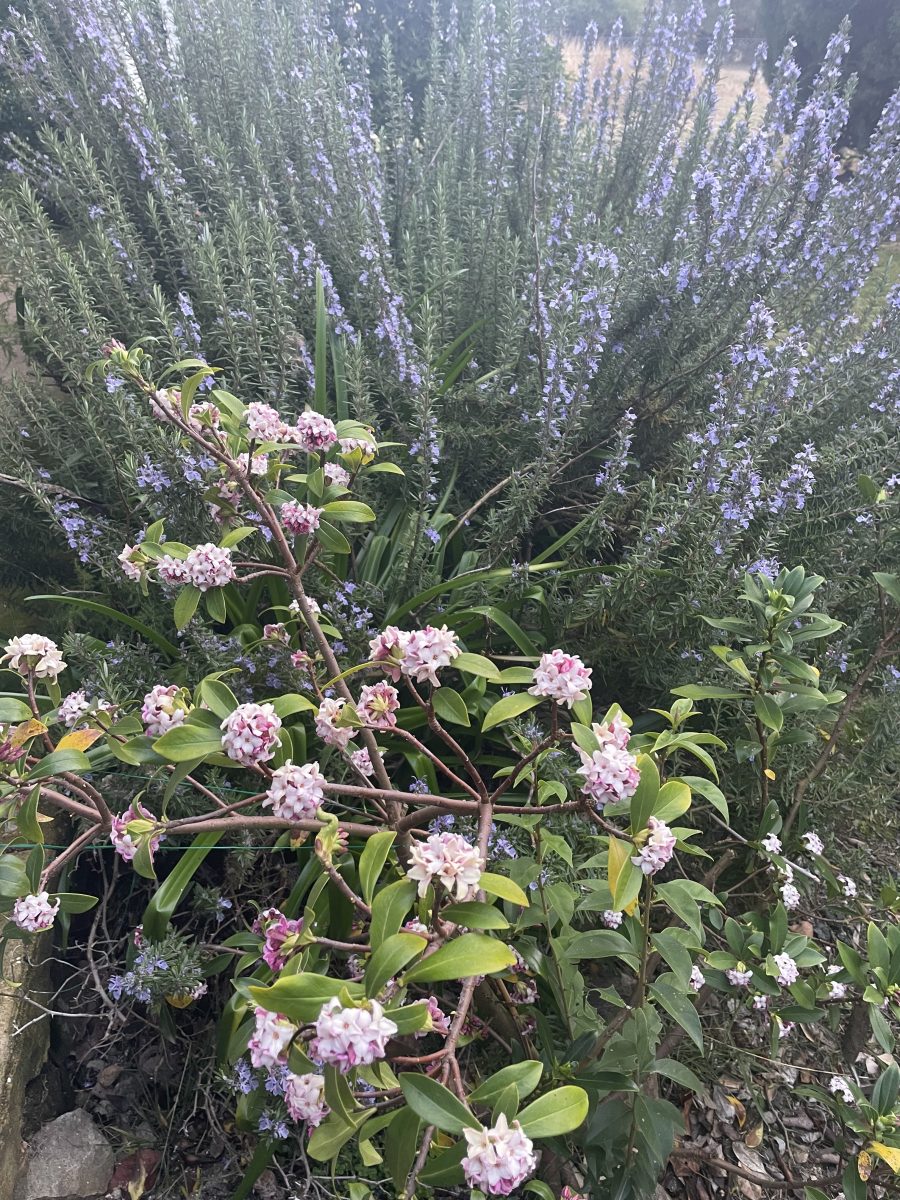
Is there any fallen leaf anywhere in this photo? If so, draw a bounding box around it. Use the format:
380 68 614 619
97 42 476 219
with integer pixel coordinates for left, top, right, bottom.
857 1150 873 1181
726 1096 747 1128
745 1123 764 1149
869 1142 900 1173
109 1149 161 1199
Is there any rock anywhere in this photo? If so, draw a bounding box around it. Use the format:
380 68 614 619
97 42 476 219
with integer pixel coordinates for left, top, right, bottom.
15 1110 114 1200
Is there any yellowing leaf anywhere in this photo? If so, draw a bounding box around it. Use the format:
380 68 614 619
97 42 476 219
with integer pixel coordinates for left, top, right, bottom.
607 835 631 905
726 1096 747 1127
10 719 47 748
857 1151 873 1181
57 727 104 751
165 992 197 1009
763 768 776 780
869 1142 900 1173
745 1123 764 1148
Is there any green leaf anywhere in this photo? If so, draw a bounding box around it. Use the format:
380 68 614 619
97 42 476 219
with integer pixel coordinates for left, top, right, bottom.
651 929 693 987
143 831 222 940
402 934 516 984
153 717 223 762
517 1086 589 1137
52 892 99 914
650 976 703 1050
482 692 541 732
0 697 34 722
469 1061 544 1106
365 933 427 998
270 692 317 718
248 973 362 1024
655 880 720 940
173 585 202 630
26 595 179 657
570 721 600 754
479 872 530 907
540 830 573 867
753 693 783 733
432 686 470 727
358 832 396 906
315 521 352 555
441 900 509 930
16 785 43 844
321 500 377 523
681 776 729 823
0 854 29 899
653 780 692 824
219 526 256 549
563 931 637 964
384 1106 422 1190
453 652 502 682
652 1058 703 1093
671 685 743 700
417 1139 467 1187
26 749 91 781
608 836 641 910
199 678 239 719
306 1110 372 1162
524 1182 556 1200
874 572 900 606
399 1074 479 1134
630 754 660 834
370 880 416 949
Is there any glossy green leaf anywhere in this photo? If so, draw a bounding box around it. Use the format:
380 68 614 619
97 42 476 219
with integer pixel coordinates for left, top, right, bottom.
479 872 530 907
482 692 541 732
432 686 470 727
469 1061 544 1105
26 749 92 781
369 880 417 949
143 831 222 939
173 585 202 630
517 1086 589 1137
453 651 502 682
630 754 660 834
358 831 396 905
753 693 783 733
441 900 509 930
402 933 516 984
399 1074 479 1134
364 933 427 998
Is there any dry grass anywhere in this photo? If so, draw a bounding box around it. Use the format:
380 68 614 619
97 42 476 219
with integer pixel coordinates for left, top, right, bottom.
562 37 770 127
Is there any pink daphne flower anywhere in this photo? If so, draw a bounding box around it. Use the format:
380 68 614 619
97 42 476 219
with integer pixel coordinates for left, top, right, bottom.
118 544 143 582
12 891 60 933
290 410 338 453
110 801 164 863
311 997 397 1073
690 965 705 992
183 543 236 591
727 965 753 987
280 500 322 536
263 761 326 821
400 625 460 687
593 712 631 749
220 703 282 766
248 1006 297 1068
245 402 285 442
3 634 66 681
188 400 221 432
368 626 407 680
773 952 799 987
577 743 640 806
284 1072 328 1127
801 830 824 856
156 554 190 585
528 649 592 708
315 698 356 750
762 833 782 854
350 747 374 777
256 908 304 972
324 462 349 487
461 1113 537 1196
357 681 400 729
631 817 676 875
406 832 484 900
58 690 91 728
602 910 623 929
141 684 190 737
781 881 801 909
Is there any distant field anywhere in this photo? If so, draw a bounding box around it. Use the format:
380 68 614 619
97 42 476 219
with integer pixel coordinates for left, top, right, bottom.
562 37 770 125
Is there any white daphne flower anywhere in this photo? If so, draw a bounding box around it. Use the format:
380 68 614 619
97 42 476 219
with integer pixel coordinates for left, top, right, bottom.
245 401 285 442
315 697 356 750
58 690 91 728
801 830 824 856
400 625 460 687
829 1076 854 1104
780 882 801 909
577 743 639 807
248 1007 296 1069
631 817 676 875
118 544 143 581
762 833 782 854
12 891 60 933
773 952 799 987
689 965 705 992
310 997 397 1073
461 1113 537 1196
3 634 66 681
141 684 190 737
601 910 623 929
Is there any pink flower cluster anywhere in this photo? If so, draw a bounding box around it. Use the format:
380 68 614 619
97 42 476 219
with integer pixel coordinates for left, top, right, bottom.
188 400 221 432
245 402 285 442
110 802 164 863
256 908 304 972
3 634 66 681
690 965 705 992
263 760 326 821
727 964 753 987
12 891 60 933
280 500 322 536
156 554 190 585
528 649 592 708
406 832 484 900
291 410 338 453
310 998 398 1073
182 543 236 591
576 716 638 807
141 684 190 737
357 681 400 729
801 830 824 856
118 544 143 581
220 702 282 766
368 625 460 687
602 910 623 929
631 817 676 875
248 1007 297 1068
58 690 91 727
284 1072 328 1127
461 1114 536 1196
314 698 356 750
350 747 374 777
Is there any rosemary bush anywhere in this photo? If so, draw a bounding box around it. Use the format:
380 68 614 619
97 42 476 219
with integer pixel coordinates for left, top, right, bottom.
0 0 898 821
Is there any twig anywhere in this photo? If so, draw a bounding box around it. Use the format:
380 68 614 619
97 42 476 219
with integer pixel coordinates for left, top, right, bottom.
671 1146 842 1191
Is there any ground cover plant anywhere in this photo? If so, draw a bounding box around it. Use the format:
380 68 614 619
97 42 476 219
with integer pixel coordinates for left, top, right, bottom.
1 346 899 1198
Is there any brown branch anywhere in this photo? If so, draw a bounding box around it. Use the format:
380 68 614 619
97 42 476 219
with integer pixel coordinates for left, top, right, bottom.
671 1146 842 1191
